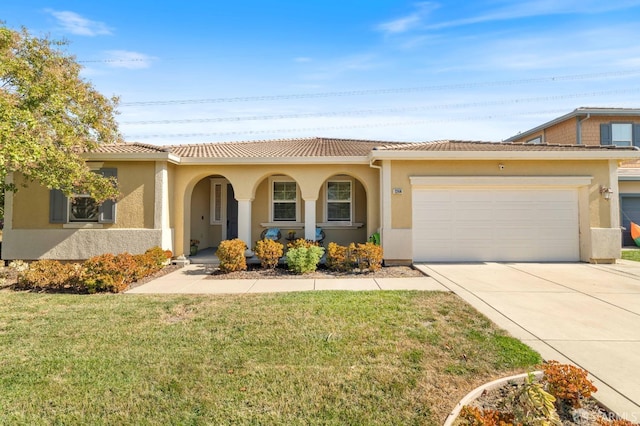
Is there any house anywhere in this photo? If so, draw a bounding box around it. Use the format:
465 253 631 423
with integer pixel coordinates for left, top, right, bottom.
2 137 638 264
505 107 640 246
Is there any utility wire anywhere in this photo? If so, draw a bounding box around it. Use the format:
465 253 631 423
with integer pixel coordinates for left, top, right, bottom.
124 109 569 139
119 69 640 107
121 88 640 125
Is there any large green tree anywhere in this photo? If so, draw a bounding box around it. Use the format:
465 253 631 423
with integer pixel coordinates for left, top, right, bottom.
0 25 121 210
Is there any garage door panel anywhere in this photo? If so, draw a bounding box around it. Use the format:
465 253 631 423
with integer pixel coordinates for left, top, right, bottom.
412 188 579 262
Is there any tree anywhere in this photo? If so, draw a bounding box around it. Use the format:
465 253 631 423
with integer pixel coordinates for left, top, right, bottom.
0 25 121 205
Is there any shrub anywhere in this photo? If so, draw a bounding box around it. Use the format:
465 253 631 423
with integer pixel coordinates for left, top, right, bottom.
596 418 639 426
254 238 284 269
326 242 352 272
83 253 139 293
286 245 324 274
287 238 319 250
326 242 383 273
541 360 597 408
511 372 560 425
16 260 84 291
216 239 247 273
354 242 383 272
458 406 514 426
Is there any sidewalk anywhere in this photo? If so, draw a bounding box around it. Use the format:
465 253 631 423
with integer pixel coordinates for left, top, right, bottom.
125 264 448 294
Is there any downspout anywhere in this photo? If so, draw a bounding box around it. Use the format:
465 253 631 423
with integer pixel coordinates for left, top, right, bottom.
576 113 591 145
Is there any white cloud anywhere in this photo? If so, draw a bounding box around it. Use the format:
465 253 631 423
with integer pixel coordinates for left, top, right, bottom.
46 10 112 36
104 50 155 69
376 2 439 34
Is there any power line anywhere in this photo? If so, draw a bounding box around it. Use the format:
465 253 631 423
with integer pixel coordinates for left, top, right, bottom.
121 88 640 125
124 109 569 139
119 69 640 107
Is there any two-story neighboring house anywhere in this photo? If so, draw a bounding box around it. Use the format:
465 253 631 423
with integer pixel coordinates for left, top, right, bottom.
505 107 640 246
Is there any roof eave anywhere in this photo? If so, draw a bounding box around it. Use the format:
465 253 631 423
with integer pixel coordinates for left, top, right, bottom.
177 156 371 165
83 152 181 164
369 150 640 161
505 108 640 141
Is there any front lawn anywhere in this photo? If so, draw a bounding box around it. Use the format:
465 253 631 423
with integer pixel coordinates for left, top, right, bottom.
0 291 541 425
622 249 640 262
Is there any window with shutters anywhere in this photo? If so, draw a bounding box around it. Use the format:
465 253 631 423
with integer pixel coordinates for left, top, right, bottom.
612 123 633 146
49 168 117 225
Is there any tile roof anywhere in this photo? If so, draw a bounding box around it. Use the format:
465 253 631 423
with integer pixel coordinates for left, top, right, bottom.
375 140 639 152
89 142 170 154
168 137 404 158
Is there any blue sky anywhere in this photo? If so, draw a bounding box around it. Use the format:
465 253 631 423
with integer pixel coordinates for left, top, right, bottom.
4 1 640 145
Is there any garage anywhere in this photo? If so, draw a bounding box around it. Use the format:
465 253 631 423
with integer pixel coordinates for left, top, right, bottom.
620 195 640 247
411 184 580 262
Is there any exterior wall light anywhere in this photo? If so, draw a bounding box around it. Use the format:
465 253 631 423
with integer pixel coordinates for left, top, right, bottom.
599 186 614 201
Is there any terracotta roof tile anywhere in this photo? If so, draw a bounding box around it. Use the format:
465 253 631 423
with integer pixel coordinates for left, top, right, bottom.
169 137 405 158
376 140 639 152
89 142 170 154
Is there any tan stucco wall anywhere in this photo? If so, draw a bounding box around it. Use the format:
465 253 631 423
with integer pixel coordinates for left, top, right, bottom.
389 159 615 229
173 164 380 256
11 161 156 230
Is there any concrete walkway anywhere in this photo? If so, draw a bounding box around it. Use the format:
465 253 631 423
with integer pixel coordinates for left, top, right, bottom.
417 261 640 419
125 264 448 294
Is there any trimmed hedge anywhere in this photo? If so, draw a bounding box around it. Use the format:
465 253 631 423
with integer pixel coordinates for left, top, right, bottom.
13 246 171 293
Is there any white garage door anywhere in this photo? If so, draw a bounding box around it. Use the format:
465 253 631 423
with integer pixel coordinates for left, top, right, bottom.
412 188 579 262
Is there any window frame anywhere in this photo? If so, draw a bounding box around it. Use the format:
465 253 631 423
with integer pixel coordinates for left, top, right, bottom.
209 178 226 225
612 122 633 147
269 177 300 222
68 194 100 223
325 178 354 224
526 136 542 144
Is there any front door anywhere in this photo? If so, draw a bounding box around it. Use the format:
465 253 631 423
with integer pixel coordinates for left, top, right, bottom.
226 184 238 239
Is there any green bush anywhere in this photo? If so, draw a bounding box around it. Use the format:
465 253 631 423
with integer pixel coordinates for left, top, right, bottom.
286 245 325 274
17 260 84 291
254 238 284 269
216 239 247 273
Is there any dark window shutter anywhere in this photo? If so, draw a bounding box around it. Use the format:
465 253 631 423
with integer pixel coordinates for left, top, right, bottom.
600 123 612 145
633 124 640 147
49 189 68 223
98 168 117 223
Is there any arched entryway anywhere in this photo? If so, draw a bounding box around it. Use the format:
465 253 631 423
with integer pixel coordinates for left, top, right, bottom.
189 175 238 251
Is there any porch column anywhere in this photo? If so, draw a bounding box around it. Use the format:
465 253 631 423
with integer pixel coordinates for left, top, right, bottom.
304 199 317 240
237 198 253 250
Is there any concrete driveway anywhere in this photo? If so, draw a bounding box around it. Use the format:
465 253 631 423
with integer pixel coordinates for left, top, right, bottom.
416 261 640 419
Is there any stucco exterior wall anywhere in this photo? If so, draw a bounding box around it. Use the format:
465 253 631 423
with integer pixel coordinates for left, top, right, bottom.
11 161 156 230
172 164 380 256
389 159 614 230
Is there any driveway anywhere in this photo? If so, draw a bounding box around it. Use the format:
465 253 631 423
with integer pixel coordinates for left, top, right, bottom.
416 261 640 418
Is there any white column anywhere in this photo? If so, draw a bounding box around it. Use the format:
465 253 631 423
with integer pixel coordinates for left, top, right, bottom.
608 159 620 229
237 198 253 252
154 162 173 251
304 199 317 240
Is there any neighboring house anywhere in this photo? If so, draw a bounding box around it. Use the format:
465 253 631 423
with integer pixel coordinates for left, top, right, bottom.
505 107 640 246
2 137 638 263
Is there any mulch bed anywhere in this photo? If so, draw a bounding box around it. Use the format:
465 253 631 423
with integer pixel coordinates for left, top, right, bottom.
207 264 426 280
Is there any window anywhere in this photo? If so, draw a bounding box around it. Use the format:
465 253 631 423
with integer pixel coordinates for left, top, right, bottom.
49 168 117 224
326 180 352 222
69 195 99 222
612 123 633 146
210 179 225 224
271 179 298 221
527 136 542 144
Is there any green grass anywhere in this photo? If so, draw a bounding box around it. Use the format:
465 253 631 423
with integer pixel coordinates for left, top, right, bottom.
622 249 640 262
0 291 541 425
